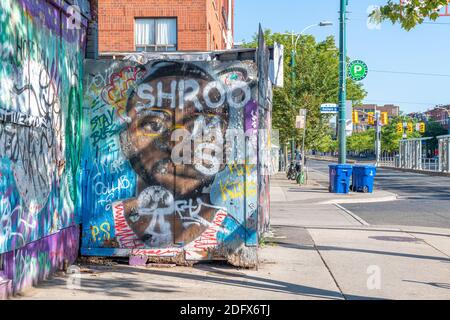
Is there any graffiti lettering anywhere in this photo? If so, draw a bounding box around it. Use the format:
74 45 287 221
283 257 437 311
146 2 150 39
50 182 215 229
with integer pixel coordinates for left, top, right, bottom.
135 79 251 110
91 222 111 242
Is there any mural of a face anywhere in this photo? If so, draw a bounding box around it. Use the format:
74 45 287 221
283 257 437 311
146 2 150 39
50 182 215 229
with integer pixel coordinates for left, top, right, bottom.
118 62 231 247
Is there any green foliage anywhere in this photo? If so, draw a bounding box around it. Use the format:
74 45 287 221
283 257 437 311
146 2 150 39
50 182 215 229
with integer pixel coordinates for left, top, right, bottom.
381 116 422 153
244 31 367 149
347 130 375 153
316 135 338 153
373 0 449 30
423 121 448 151
343 116 425 154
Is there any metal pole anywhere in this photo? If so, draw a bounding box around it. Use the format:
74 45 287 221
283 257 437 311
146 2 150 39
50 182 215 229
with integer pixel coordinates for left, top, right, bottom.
291 33 296 163
338 0 348 164
301 111 307 184
445 111 449 134
375 110 381 166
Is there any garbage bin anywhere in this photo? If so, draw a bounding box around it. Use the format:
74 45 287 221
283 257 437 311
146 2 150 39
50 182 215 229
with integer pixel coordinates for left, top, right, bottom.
329 164 353 194
351 165 377 193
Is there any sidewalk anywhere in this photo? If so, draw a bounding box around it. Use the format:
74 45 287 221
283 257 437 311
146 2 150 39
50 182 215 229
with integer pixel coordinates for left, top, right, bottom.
13 171 450 300
270 171 450 300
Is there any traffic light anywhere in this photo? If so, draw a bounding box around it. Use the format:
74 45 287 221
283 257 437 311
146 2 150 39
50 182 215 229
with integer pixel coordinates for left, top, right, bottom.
396 123 403 134
352 111 359 124
407 123 413 134
420 122 426 134
368 112 375 125
381 112 389 125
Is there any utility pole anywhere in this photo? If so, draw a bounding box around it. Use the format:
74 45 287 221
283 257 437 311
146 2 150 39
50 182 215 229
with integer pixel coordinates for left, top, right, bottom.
290 32 296 162
375 110 381 166
282 22 333 170
338 0 348 164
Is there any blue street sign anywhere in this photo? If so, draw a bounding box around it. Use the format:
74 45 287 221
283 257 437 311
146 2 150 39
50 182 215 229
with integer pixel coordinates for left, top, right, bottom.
320 103 339 114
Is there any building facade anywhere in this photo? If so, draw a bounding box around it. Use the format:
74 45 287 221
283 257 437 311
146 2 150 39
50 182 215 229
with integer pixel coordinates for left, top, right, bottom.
98 0 234 54
0 0 96 298
424 105 450 130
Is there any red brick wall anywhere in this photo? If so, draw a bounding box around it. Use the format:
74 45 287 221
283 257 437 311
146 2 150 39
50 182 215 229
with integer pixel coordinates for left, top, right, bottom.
98 0 234 53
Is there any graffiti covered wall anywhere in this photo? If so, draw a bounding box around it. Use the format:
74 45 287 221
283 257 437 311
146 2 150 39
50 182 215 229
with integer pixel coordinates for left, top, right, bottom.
0 0 88 295
81 57 269 266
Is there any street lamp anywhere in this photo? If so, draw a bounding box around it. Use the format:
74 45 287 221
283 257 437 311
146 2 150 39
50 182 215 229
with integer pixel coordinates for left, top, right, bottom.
338 0 348 165
281 21 334 172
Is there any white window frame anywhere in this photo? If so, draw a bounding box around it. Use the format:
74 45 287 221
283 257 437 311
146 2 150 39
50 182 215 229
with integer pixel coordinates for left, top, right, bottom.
135 18 178 52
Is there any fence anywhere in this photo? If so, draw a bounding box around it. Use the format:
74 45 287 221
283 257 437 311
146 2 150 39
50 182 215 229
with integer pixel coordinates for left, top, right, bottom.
379 156 439 171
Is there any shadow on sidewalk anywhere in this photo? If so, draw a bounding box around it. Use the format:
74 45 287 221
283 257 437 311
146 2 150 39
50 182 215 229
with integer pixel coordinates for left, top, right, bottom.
403 280 450 290
268 226 450 264
28 263 383 300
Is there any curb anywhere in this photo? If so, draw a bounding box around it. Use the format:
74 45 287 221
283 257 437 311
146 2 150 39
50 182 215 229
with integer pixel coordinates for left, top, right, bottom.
378 166 450 178
334 203 370 226
317 194 398 205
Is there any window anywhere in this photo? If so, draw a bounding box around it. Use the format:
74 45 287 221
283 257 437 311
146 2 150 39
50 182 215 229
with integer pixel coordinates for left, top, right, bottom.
135 18 177 52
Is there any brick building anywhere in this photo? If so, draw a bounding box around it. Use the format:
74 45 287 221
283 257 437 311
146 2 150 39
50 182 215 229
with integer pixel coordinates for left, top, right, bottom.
98 0 234 54
424 105 450 130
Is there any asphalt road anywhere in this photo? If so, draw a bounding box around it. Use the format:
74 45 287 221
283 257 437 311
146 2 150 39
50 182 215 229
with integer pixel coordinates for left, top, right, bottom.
307 160 450 229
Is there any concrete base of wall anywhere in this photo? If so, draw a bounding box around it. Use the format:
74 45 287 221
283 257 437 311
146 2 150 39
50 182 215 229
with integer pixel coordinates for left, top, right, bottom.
0 225 80 299
0 273 12 300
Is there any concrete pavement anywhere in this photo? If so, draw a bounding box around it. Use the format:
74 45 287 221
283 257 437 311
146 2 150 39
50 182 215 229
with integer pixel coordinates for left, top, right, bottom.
308 159 450 228
270 171 450 300
12 171 450 300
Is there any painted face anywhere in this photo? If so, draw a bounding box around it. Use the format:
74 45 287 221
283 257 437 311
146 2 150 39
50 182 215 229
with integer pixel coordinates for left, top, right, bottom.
124 73 229 198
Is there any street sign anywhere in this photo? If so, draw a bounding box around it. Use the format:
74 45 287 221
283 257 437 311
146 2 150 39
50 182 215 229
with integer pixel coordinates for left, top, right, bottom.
296 115 306 129
346 100 353 136
348 60 368 81
320 103 338 114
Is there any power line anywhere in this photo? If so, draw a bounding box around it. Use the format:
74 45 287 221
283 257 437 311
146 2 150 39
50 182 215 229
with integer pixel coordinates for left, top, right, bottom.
370 69 450 77
363 99 443 106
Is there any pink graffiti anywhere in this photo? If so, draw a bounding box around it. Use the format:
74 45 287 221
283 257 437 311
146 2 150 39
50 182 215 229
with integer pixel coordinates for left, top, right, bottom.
188 210 228 251
112 202 145 249
101 66 145 120
131 249 182 257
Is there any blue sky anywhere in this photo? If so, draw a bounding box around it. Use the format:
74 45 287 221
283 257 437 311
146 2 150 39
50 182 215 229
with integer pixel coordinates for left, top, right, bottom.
235 0 450 114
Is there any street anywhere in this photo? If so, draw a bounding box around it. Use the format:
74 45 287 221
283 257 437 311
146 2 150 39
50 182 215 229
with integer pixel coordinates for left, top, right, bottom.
308 160 450 228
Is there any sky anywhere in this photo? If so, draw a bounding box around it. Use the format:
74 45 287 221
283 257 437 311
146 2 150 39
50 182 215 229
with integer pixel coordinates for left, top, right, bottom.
235 0 450 114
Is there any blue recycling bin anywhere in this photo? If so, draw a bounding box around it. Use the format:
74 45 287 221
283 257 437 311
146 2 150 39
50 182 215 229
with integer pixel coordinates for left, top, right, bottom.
329 164 353 194
351 165 377 193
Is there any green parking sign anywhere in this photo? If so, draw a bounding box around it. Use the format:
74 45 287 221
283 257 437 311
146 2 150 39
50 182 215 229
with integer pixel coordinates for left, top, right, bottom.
348 60 368 81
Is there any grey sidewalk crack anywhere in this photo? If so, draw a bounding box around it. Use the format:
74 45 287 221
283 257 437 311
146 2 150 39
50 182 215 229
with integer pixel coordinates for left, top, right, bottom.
404 230 450 259
309 234 347 300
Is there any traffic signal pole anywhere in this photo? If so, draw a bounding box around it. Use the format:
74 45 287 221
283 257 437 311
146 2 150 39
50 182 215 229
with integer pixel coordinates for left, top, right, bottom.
375 111 381 166
338 0 348 164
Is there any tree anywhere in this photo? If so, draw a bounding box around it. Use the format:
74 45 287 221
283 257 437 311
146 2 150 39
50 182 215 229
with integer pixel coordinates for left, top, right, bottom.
373 0 449 30
423 121 448 152
381 116 421 153
347 130 375 154
244 31 367 150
